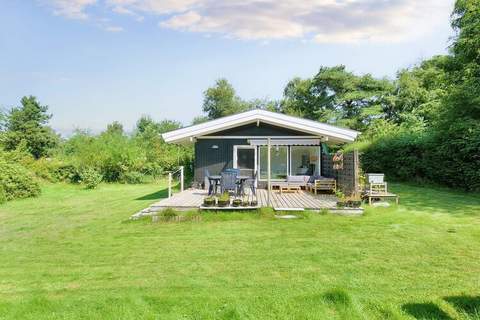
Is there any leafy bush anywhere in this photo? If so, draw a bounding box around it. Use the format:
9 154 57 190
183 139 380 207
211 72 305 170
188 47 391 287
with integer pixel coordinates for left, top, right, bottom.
0 159 41 200
60 128 193 184
121 171 145 184
361 124 480 191
0 185 7 204
160 208 177 218
80 168 103 189
29 158 78 182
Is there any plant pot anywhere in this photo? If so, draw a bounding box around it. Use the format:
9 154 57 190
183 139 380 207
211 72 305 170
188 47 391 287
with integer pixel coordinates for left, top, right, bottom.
232 199 242 207
217 199 230 207
250 200 258 207
350 200 362 208
203 199 215 207
242 201 249 207
337 201 346 208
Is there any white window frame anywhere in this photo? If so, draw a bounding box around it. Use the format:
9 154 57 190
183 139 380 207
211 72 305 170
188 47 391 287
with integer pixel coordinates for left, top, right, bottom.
258 145 289 181
289 146 321 176
233 145 257 173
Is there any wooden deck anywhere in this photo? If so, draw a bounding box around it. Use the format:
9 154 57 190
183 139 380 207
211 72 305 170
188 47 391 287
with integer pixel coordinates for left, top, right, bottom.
132 188 338 219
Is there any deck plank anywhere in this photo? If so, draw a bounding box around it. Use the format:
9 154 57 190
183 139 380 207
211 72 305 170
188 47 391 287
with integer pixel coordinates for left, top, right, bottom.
147 188 337 210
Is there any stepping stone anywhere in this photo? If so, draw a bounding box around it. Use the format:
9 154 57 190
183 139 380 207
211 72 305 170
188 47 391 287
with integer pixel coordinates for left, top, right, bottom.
275 215 299 219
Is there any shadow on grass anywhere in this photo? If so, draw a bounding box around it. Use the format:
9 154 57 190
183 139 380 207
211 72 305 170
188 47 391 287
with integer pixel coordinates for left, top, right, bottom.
402 302 452 320
391 183 480 216
135 188 168 201
444 295 480 317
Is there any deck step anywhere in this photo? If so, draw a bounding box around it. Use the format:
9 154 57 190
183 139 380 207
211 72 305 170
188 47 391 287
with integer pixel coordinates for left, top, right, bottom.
274 207 305 211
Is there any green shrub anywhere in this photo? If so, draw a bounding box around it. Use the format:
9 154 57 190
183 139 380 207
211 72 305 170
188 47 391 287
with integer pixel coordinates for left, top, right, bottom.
80 168 103 189
361 124 480 191
29 158 78 182
0 159 41 200
121 171 145 184
160 208 177 218
0 185 7 204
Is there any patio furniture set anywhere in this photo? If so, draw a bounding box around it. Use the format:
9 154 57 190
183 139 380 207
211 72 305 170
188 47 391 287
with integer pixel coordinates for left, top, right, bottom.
206 169 337 196
272 175 337 194
205 169 256 197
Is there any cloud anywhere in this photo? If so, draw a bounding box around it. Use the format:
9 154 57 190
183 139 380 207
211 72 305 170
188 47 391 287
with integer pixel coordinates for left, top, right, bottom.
105 25 124 32
45 0 453 43
111 4 145 21
47 0 97 19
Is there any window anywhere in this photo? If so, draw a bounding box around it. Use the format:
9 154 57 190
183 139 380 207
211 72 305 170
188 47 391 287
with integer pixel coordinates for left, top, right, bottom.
236 148 255 170
290 146 320 176
259 146 288 180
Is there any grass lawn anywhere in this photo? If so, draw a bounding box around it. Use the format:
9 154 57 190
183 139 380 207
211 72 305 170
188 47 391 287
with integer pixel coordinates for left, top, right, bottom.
0 182 479 319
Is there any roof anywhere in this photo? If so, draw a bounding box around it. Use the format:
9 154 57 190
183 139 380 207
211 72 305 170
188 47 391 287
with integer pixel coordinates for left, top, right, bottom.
162 109 359 144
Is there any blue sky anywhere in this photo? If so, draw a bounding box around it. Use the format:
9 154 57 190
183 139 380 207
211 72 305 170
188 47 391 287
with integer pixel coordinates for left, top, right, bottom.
1 0 454 135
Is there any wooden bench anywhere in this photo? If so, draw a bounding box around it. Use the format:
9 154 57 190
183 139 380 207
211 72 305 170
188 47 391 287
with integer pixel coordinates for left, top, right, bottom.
364 192 399 205
363 183 399 205
307 179 336 194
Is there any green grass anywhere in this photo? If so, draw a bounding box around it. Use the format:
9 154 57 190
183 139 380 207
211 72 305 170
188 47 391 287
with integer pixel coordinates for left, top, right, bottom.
0 182 479 319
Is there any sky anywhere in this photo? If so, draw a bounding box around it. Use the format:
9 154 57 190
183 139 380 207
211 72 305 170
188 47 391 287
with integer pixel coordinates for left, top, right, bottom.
1 0 454 135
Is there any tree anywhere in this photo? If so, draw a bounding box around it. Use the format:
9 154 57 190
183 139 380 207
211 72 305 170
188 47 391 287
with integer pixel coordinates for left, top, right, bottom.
202 79 250 119
247 98 281 113
136 116 181 135
105 121 124 135
281 77 332 120
2 96 59 158
445 0 480 121
386 56 450 126
281 66 394 130
191 115 209 125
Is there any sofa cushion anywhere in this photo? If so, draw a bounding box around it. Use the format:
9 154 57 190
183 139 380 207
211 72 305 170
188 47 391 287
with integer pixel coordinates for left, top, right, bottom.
287 175 309 183
307 174 322 183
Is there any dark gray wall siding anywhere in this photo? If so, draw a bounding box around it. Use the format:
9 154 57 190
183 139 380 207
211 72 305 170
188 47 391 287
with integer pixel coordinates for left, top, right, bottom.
205 123 309 136
194 138 248 185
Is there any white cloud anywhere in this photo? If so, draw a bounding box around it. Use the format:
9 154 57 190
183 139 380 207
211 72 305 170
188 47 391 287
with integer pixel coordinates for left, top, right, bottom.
111 4 144 21
47 0 97 19
45 0 454 43
105 25 124 32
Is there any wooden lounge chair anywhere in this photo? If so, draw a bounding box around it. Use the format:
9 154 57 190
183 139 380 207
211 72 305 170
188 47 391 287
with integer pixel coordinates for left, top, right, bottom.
363 182 399 205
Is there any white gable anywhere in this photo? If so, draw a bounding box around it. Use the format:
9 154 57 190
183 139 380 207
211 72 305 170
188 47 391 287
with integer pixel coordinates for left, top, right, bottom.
162 109 359 144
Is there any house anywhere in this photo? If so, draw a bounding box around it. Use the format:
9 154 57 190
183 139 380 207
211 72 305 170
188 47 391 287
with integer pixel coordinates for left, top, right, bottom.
162 109 360 194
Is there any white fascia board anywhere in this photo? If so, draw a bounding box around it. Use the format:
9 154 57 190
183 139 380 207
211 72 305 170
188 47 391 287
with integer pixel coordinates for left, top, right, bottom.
258 110 358 138
255 114 357 142
162 110 259 142
162 109 359 143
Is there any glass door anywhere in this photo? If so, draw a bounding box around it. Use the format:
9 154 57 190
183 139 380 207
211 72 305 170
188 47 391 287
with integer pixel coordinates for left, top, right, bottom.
233 146 256 178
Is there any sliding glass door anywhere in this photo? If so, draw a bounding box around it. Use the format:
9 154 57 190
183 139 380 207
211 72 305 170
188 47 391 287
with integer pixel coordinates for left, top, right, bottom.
258 145 321 180
259 146 288 180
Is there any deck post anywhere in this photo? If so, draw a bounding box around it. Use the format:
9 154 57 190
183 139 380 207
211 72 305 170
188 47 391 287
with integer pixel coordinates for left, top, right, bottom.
180 166 184 192
267 137 271 207
168 172 172 198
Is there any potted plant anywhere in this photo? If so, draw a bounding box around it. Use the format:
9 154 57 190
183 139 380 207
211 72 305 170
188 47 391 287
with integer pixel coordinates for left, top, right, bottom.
345 194 362 208
232 199 242 207
346 194 362 208
203 196 216 207
335 190 346 208
217 192 230 207
250 199 258 207
242 199 250 207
